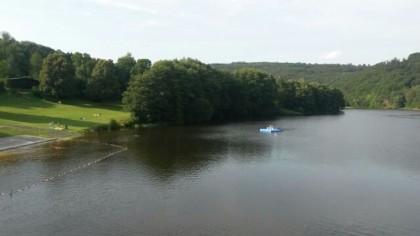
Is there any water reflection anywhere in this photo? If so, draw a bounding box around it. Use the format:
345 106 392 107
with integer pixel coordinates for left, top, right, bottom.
1 110 420 235
112 126 272 182
0 140 118 194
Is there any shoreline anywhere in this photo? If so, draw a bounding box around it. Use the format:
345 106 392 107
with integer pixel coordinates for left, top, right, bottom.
0 135 58 152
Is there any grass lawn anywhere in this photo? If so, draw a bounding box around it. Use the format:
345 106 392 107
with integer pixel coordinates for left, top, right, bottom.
0 92 131 138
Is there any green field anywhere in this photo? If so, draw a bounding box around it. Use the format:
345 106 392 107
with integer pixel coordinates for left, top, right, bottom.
0 93 131 138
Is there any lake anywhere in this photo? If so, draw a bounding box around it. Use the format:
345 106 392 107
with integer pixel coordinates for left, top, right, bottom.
1 109 420 235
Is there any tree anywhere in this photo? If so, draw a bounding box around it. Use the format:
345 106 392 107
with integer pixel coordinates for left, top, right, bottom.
6 42 28 77
131 58 151 77
278 80 344 114
211 71 244 120
71 52 96 97
233 68 278 117
39 51 76 98
30 52 43 78
123 59 220 124
71 52 96 81
115 53 136 93
1 32 14 41
85 59 120 102
0 59 11 79
123 61 171 123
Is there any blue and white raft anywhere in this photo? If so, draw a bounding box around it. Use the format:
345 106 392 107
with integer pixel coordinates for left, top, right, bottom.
259 125 283 133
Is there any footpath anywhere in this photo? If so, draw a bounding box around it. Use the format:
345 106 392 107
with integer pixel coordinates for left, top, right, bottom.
0 136 55 151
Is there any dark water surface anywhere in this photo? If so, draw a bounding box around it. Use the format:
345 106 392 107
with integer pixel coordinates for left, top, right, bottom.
1 110 420 235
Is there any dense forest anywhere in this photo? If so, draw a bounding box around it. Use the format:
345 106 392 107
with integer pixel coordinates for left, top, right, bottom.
123 59 344 124
212 54 420 109
212 62 367 83
0 32 151 102
2 31 419 115
329 54 420 109
1 32 345 125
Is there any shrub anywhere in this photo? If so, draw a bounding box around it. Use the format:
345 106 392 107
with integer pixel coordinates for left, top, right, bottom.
122 118 136 128
31 86 43 98
108 119 122 130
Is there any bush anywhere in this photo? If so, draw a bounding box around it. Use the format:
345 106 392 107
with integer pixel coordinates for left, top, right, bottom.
108 119 122 130
92 124 109 132
122 118 136 128
90 119 123 132
31 86 43 98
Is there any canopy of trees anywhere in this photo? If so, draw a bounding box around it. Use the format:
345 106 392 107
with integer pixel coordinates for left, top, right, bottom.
86 59 120 102
278 80 345 114
1 32 347 125
328 54 420 109
212 62 366 84
0 32 54 79
212 54 420 109
39 52 76 98
123 59 345 125
123 59 224 124
115 53 136 93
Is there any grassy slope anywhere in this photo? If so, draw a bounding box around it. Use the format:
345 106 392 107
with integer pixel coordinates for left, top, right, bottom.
0 93 131 138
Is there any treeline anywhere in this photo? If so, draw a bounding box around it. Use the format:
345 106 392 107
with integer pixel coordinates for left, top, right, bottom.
212 54 420 109
0 32 54 79
2 32 419 110
328 54 420 109
123 59 344 125
0 32 151 101
37 51 151 101
212 62 367 83
0 33 344 125
278 80 344 115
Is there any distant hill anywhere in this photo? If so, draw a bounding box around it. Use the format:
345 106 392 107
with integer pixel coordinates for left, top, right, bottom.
212 62 367 83
330 53 420 109
212 54 420 109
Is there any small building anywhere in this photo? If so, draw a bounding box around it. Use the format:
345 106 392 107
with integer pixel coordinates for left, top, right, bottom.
6 76 40 89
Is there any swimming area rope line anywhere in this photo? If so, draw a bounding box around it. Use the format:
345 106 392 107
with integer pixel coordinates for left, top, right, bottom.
0 140 127 198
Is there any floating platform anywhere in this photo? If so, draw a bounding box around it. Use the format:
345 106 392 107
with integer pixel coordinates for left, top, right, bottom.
259 128 283 133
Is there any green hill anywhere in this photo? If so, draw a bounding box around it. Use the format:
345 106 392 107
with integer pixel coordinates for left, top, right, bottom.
329 53 420 109
212 62 366 83
212 53 420 109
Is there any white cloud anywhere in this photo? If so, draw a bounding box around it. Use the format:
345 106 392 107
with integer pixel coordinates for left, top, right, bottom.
320 51 342 60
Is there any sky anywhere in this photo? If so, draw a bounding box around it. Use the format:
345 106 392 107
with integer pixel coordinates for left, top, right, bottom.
1 0 419 65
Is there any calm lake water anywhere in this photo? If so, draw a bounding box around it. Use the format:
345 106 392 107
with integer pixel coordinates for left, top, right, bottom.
1 110 420 235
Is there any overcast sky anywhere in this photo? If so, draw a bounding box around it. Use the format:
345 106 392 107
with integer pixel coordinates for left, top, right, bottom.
1 0 419 65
